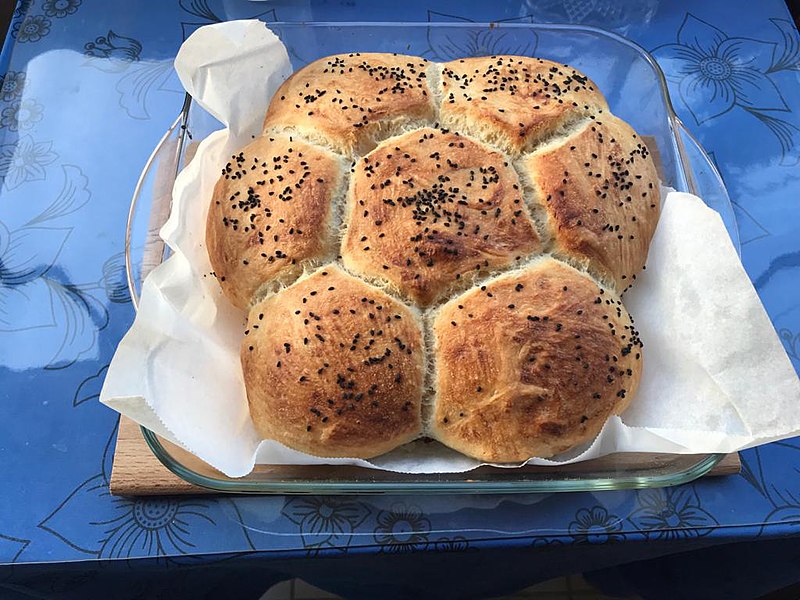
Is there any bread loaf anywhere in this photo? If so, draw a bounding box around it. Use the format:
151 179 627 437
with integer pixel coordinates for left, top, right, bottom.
207 53 660 461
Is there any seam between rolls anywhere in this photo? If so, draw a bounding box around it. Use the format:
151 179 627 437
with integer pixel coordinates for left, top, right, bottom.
512 158 554 253
519 113 594 157
503 116 599 256
420 307 438 437
427 61 444 122
262 124 349 159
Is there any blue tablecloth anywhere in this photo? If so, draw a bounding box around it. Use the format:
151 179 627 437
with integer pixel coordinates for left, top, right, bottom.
0 1 799 598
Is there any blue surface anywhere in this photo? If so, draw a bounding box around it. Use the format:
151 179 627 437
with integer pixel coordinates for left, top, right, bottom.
0 0 799 598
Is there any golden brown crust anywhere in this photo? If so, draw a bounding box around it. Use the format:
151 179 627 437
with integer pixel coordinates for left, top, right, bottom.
439 56 609 155
206 133 344 309
431 258 642 462
341 127 541 306
241 266 424 458
263 53 436 155
519 115 660 292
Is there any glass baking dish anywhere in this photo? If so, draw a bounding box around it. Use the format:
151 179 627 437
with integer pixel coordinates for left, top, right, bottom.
125 21 739 494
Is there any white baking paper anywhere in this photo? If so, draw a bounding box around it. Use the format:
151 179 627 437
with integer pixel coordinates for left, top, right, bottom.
100 20 800 478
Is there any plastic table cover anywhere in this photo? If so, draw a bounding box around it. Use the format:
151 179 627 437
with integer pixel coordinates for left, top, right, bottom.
0 1 799 598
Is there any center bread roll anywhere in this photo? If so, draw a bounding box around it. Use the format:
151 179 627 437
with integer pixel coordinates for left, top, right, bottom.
341 127 541 306
207 52 661 462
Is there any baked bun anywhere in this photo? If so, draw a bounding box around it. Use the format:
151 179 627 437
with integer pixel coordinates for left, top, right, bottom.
341 127 541 306
206 133 346 309
430 258 642 462
207 52 660 461
241 265 425 458
263 53 437 156
438 56 608 156
518 114 660 291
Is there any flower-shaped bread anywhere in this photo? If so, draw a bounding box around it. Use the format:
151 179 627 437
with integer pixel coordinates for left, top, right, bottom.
207 53 659 460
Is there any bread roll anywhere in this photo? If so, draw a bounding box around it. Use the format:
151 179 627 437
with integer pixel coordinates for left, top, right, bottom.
518 114 660 291
241 265 425 458
431 258 642 462
263 53 437 156
438 56 608 155
342 127 540 306
206 133 346 309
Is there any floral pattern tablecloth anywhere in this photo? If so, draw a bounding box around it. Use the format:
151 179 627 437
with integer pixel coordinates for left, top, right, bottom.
0 0 799 597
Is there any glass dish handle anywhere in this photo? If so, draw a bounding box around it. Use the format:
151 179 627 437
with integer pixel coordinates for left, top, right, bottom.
674 117 741 254
125 95 192 308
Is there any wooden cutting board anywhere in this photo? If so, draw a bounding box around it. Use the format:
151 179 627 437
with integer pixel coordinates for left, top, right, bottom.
110 416 740 496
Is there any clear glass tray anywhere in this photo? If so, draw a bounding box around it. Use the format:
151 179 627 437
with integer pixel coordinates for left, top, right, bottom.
125 22 738 494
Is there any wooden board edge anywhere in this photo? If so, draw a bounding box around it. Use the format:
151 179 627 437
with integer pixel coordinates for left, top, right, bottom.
110 416 210 495
110 416 741 496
